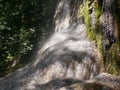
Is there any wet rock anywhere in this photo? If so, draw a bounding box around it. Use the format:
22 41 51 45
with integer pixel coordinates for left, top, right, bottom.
99 0 116 50
59 73 120 90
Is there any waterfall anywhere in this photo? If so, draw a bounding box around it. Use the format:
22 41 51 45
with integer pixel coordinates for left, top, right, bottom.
54 0 70 33
1 0 116 90
35 0 101 85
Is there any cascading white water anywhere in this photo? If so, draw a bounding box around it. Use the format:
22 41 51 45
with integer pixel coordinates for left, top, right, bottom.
38 0 101 82
54 0 70 33
0 0 102 90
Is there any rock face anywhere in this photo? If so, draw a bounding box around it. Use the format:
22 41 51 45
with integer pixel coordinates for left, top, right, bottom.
59 73 120 90
99 0 116 50
0 0 120 90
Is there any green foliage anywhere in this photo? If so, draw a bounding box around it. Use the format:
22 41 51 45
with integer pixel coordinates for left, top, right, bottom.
0 24 34 77
0 0 55 77
0 0 41 76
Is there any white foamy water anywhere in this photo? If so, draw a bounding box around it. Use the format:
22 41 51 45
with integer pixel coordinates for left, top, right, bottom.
0 0 101 90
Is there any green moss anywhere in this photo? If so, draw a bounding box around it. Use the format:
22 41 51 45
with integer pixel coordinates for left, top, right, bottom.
78 0 102 41
78 0 120 75
94 1 102 33
106 63 118 75
71 83 82 89
93 1 102 52
103 1 120 75
105 46 120 75
78 4 84 17
96 34 101 49
78 0 94 40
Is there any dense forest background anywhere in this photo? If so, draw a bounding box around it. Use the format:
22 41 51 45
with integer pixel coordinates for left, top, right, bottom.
0 0 56 77
0 0 120 78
